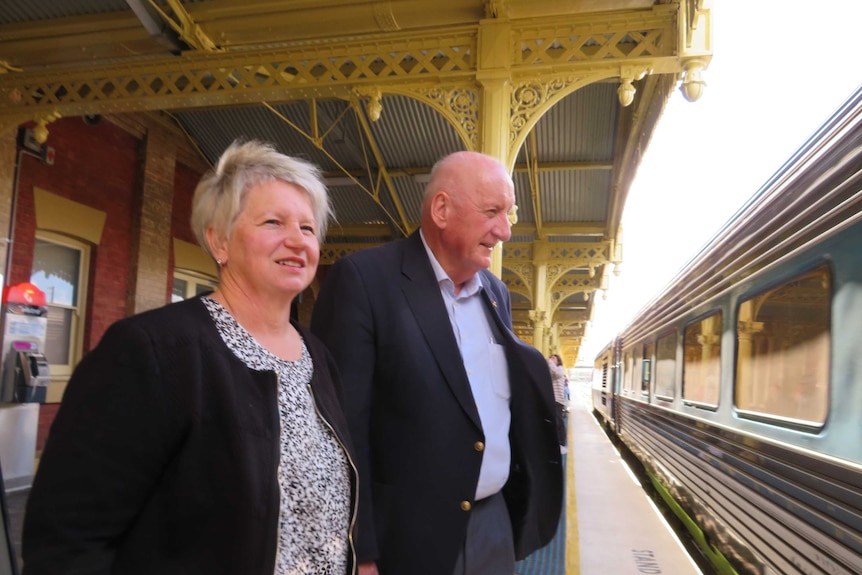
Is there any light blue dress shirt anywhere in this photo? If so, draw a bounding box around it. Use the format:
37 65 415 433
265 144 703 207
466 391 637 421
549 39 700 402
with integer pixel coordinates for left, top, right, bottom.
420 231 512 500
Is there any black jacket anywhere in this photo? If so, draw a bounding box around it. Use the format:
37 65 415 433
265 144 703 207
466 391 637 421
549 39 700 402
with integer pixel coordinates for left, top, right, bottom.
22 296 358 574
311 232 563 574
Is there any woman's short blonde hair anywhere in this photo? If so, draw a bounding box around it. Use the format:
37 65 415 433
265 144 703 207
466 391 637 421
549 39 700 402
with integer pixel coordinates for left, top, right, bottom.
191 139 333 259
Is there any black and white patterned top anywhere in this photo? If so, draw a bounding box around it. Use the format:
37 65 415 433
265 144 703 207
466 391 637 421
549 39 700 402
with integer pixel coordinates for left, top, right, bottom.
203 297 351 575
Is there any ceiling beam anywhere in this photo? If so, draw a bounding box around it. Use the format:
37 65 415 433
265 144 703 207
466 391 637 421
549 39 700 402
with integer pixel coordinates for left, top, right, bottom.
514 161 613 173
142 0 223 52
511 222 606 236
326 223 393 238
323 159 613 182
527 130 544 240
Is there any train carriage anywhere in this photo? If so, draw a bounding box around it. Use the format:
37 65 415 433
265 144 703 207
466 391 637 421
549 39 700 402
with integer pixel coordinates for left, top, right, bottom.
593 85 862 575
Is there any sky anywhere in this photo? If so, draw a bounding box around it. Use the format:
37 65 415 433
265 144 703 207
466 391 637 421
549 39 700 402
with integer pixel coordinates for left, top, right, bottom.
577 1 862 363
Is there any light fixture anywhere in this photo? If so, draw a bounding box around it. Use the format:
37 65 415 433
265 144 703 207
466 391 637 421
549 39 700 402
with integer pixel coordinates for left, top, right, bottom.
617 65 651 107
680 59 707 102
617 81 636 107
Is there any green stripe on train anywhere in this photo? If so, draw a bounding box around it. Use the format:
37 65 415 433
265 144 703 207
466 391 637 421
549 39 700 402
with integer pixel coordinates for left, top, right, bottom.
646 472 738 575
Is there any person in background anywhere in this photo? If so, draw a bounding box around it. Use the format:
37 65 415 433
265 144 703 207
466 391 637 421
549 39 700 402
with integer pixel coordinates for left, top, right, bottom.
311 151 563 575
22 140 358 575
548 353 569 454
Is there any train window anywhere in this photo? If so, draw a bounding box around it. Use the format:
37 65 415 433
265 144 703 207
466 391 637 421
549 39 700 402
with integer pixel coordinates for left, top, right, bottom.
735 265 830 426
641 341 654 395
623 351 635 394
682 312 722 407
655 331 677 399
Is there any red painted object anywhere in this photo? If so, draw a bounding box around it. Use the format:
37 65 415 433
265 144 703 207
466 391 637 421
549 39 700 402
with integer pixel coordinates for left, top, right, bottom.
2 282 47 307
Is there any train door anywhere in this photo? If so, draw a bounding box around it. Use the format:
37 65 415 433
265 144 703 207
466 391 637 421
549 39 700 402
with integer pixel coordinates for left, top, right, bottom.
611 337 623 430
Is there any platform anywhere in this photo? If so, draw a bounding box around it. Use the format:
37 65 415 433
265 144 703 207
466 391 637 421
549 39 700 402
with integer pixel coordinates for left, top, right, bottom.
567 386 704 575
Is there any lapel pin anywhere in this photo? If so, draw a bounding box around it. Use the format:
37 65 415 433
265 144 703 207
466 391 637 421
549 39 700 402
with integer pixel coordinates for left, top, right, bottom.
491 300 498 308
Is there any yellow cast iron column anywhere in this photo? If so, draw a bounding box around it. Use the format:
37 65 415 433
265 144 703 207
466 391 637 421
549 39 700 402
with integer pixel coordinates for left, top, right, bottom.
530 242 550 355
476 15 513 279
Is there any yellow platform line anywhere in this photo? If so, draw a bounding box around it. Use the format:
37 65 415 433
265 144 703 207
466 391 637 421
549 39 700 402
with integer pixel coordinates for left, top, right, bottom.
565 411 579 574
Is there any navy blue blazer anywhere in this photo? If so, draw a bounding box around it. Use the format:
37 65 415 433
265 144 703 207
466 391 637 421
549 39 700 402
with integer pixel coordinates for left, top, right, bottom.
312 231 562 575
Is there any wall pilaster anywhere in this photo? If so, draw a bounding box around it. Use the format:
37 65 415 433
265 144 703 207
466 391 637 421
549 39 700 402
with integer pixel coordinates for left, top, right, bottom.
128 124 176 314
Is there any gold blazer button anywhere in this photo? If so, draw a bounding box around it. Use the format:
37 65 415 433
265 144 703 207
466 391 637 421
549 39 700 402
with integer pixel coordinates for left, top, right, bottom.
474 441 485 452
460 500 472 511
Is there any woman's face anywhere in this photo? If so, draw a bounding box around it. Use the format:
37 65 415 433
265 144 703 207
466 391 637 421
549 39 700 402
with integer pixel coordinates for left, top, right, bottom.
215 180 320 302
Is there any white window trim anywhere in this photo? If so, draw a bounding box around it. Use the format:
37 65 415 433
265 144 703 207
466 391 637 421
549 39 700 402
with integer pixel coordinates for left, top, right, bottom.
173 268 218 301
32 231 90 397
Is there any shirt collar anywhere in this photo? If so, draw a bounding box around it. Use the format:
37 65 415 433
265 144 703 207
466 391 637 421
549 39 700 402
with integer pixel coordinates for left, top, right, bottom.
419 229 483 297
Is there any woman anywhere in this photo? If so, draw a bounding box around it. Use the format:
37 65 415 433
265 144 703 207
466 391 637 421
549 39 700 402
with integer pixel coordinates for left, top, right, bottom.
548 354 568 454
22 140 357 574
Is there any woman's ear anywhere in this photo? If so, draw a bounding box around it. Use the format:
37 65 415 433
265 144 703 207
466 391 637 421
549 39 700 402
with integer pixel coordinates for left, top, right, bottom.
206 226 228 264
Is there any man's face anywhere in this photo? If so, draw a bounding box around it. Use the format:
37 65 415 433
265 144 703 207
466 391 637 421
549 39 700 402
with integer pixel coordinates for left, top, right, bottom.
442 170 515 284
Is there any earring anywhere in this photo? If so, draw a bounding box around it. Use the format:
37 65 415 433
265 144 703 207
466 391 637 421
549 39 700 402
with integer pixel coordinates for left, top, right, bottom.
216 259 223 266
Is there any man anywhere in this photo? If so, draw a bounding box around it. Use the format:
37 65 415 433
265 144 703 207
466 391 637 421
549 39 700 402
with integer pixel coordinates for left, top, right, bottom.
311 151 563 575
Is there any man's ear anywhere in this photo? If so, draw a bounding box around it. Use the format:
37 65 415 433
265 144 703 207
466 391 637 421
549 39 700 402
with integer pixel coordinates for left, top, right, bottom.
429 191 450 229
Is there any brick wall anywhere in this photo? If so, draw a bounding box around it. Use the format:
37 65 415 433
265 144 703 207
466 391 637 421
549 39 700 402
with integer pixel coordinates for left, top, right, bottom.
172 161 201 247
5 116 204 457
10 117 139 349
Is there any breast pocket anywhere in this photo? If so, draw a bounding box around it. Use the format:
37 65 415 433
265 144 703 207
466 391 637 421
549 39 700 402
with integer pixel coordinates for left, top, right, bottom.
488 343 511 401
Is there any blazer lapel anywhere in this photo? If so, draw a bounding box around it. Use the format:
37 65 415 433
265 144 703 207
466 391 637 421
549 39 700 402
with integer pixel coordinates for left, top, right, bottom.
399 233 482 430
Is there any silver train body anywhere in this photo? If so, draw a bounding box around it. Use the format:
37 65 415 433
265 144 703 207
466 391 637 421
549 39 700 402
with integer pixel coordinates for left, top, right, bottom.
592 85 862 575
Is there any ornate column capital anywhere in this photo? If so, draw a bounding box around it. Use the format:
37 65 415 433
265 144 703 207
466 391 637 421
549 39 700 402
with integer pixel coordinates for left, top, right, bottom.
528 309 547 324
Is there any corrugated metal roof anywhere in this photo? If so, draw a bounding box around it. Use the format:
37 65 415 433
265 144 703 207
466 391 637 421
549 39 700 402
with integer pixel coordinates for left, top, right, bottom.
368 95 466 168
0 0 127 24
540 170 611 223
325 184 389 225
512 172 536 224
390 176 425 224
175 102 361 173
508 82 620 241
516 83 618 165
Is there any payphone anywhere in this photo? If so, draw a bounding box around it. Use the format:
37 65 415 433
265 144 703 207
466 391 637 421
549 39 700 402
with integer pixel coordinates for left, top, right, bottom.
0 283 50 403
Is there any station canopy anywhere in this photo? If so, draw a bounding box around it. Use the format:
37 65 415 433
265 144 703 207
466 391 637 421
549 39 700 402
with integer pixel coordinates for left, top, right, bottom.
0 0 712 363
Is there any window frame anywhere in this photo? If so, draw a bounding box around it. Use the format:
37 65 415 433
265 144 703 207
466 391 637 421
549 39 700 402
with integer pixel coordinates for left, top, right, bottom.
682 309 723 410
172 269 218 302
733 262 832 431
654 329 678 400
641 340 654 397
29 231 90 386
